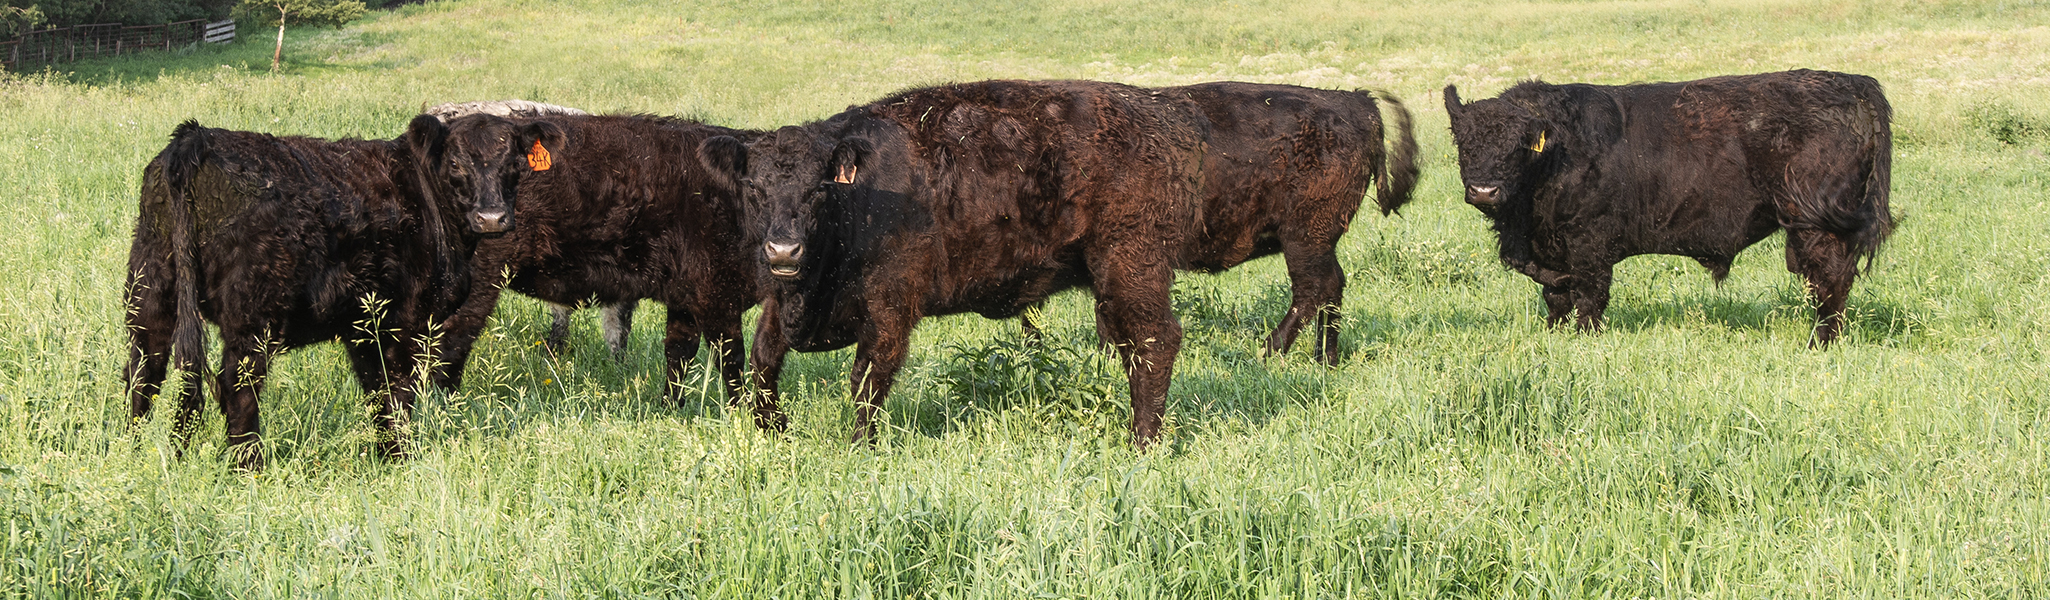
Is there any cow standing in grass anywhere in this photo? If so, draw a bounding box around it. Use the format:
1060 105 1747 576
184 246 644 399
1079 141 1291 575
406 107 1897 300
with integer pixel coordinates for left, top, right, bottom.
1015 82 1421 364
743 80 1210 447
430 114 767 415
124 115 538 469
425 100 638 356
1443 69 1894 345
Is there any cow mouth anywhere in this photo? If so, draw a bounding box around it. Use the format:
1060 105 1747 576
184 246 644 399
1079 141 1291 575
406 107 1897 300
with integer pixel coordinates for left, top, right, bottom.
764 241 804 280
768 265 801 279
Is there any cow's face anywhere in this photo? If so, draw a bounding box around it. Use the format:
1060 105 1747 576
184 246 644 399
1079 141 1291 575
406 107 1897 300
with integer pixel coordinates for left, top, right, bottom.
1443 85 1554 212
410 114 565 235
742 126 846 283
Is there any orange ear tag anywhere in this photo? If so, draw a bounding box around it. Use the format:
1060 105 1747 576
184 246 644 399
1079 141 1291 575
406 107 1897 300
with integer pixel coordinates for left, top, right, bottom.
527 140 553 171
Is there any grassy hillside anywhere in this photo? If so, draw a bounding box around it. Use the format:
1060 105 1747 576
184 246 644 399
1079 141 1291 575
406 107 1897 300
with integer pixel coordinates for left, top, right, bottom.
2 0 2047 596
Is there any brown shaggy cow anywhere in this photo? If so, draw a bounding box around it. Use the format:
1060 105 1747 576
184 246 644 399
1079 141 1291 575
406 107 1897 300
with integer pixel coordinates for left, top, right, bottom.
742 80 1211 447
431 114 765 411
1016 83 1420 364
124 115 540 469
1444 69 1894 345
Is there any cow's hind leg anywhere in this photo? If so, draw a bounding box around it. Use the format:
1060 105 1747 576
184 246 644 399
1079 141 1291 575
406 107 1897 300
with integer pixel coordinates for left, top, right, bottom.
214 333 270 470
543 303 574 354
1786 228 1858 347
125 269 177 427
1264 236 1345 365
662 306 703 406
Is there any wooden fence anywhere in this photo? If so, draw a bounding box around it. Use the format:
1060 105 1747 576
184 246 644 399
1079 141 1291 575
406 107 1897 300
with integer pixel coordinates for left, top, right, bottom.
1 19 234 72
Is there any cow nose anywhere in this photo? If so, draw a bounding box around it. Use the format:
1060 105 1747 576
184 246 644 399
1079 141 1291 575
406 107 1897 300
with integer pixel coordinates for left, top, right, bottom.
1465 185 1499 207
473 209 512 234
764 241 804 278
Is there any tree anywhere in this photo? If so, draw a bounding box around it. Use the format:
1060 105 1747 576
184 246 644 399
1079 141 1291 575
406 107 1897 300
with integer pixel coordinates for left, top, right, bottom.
3 5 45 38
232 0 362 71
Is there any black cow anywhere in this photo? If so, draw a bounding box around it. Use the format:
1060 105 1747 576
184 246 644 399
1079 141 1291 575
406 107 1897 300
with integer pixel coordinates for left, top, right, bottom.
742 79 1210 447
424 100 639 355
124 115 538 468
1151 81 1417 362
1443 69 1894 345
431 115 767 415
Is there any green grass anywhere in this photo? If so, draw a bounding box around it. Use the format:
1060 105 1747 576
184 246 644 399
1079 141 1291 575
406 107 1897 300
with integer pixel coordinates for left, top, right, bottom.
3 0 2048 596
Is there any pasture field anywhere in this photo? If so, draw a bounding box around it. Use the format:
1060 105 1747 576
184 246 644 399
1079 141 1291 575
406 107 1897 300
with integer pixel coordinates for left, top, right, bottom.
2 0 2047 596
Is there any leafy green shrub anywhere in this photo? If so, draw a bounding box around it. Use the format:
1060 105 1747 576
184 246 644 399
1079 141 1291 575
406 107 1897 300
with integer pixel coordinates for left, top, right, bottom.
935 336 1126 435
1964 101 2045 145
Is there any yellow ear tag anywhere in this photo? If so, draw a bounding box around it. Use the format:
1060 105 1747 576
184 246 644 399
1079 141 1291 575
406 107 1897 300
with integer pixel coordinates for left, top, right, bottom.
834 164 857 184
527 140 553 171
1530 131 1547 153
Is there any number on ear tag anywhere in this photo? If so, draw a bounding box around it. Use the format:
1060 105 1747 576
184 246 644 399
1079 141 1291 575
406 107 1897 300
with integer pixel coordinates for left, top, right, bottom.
528 140 553 171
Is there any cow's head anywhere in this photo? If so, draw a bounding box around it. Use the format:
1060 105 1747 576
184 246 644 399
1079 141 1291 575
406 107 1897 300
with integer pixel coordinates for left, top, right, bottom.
1443 84 1553 212
740 125 852 283
409 113 565 235
1444 82 1624 213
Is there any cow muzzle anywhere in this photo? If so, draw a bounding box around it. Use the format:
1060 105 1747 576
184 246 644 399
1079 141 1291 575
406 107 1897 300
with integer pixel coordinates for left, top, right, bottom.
471 209 513 234
764 241 804 279
1465 185 1500 208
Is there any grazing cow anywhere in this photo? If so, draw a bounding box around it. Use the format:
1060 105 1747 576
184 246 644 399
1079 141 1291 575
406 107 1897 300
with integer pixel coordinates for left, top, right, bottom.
744 80 1209 447
1443 69 1894 345
124 114 540 468
431 114 767 413
424 100 637 355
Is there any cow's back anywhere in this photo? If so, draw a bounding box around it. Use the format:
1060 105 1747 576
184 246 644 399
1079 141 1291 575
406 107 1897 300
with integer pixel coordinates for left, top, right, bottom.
1167 82 1383 271
851 79 1207 315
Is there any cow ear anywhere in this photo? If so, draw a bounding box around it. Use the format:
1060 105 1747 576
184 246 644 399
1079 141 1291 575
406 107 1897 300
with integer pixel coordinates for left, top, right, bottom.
406 113 449 164
518 121 567 164
830 138 872 185
1442 85 1463 118
698 135 748 193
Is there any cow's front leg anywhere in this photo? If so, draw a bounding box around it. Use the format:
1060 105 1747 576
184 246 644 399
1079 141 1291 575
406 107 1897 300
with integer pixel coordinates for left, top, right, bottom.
746 299 791 432
1571 266 1614 332
1091 259 1182 449
848 305 916 445
1541 284 1573 327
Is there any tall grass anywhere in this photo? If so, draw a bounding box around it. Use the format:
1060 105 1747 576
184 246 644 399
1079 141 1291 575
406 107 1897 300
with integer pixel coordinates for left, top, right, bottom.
1 0 2047 596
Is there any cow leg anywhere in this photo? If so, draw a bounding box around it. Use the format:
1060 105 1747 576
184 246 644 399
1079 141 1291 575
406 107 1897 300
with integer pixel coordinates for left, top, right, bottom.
213 334 268 471
124 270 176 427
746 299 791 432
1571 266 1614 332
1541 284 1573 327
662 306 702 406
1264 238 1345 365
848 309 915 445
602 300 636 357
543 302 574 354
1092 262 1182 449
1786 228 1858 347
345 338 417 460
703 309 748 407
1019 306 1045 346
434 257 516 392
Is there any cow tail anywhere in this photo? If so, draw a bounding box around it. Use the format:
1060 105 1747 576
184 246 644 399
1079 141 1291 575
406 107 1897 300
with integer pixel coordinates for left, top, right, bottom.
165 121 209 392
1370 90 1420 215
1849 94 1895 271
